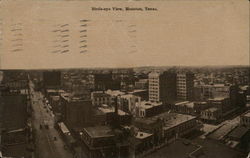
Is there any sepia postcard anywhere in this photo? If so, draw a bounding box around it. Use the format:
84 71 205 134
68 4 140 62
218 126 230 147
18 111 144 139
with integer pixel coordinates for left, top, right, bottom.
0 0 249 158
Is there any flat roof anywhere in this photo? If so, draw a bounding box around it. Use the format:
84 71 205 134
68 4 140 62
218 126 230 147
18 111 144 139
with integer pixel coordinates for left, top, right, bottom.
46 89 57 93
51 95 60 100
145 139 199 158
175 101 190 106
148 71 160 77
98 107 128 116
84 126 114 138
204 107 218 112
209 97 229 101
193 138 245 158
91 91 111 97
120 94 136 99
240 85 248 91
1 143 27 157
163 113 196 131
106 90 125 96
228 126 250 139
186 102 195 108
146 138 245 158
244 111 250 117
60 93 71 101
135 131 153 139
135 112 196 129
202 84 230 88
129 89 147 93
137 101 162 109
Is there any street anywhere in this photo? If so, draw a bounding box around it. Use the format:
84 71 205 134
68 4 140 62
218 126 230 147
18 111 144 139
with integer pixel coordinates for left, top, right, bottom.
29 81 73 158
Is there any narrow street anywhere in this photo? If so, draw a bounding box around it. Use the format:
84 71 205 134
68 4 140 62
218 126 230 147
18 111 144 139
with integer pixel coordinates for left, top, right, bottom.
29 80 73 158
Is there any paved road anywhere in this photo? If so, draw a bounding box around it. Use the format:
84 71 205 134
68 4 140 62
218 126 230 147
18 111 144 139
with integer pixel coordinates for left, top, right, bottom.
29 81 73 158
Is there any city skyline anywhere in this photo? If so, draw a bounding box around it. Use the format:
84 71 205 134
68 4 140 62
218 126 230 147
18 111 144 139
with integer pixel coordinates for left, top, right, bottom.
0 66 249 158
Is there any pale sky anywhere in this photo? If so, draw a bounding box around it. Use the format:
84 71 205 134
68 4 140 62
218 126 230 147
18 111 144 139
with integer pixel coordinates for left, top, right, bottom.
0 0 249 69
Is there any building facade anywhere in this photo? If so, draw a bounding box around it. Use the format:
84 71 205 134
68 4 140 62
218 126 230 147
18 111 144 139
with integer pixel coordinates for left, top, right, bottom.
176 72 194 101
240 111 250 127
80 126 129 158
60 94 92 129
148 71 176 103
91 91 113 107
117 94 141 116
135 101 163 118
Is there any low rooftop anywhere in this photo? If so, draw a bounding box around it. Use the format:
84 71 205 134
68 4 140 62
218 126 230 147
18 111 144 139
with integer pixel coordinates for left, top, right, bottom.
128 89 147 93
135 112 196 129
204 107 218 112
91 91 111 97
209 97 229 101
148 71 160 77
137 101 162 109
135 131 153 139
202 84 231 88
84 126 114 138
145 139 199 158
175 101 190 106
145 138 245 158
228 126 250 139
98 106 128 116
120 94 137 99
243 111 250 117
46 89 65 93
162 113 196 131
106 90 125 97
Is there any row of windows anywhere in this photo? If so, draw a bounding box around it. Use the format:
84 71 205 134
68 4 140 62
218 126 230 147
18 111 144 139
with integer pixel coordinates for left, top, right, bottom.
150 88 159 90
139 110 146 117
149 97 159 100
177 91 188 94
149 92 159 95
241 118 250 123
149 84 159 86
202 112 215 117
177 87 187 90
149 90 158 92
149 94 159 97
94 97 111 100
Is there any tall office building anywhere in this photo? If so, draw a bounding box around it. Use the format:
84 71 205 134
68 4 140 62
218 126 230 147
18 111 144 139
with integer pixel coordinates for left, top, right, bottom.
43 71 61 89
94 73 113 91
148 71 176 103
60 94 92 129
176 72 194 101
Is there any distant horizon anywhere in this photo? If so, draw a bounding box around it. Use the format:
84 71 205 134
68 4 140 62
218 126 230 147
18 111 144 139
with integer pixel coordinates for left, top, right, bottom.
0 64 249 71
